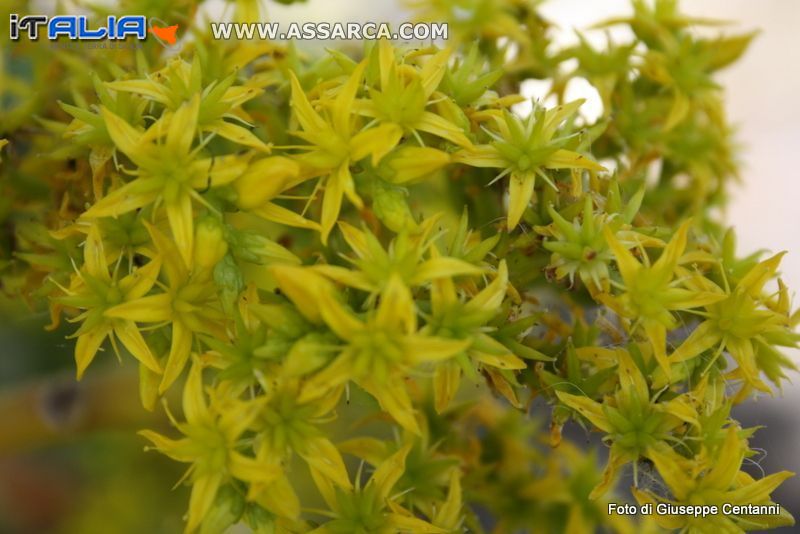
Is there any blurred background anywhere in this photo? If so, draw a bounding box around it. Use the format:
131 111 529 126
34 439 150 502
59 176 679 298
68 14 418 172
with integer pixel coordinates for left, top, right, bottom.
2 0 799 532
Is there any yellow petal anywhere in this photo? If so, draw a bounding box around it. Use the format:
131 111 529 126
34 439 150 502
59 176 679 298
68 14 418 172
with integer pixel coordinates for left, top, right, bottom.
252 201 320 231
166 95 199 154
545 149 606 172
83 224 110 281
298 436 352 490
229 451 281 484
646 444 693 500
651 219 691 285
411 257 483 285
603 226 640 287
349 122 402 165
234 156 299 209
363 378 420 435
370 442 412 501
739 252 786 298
337 221 370 258
507 172 535 230
113 320 162 374
105 293 174 323
404 336 470 364
434 468 462 528
311 264 373 292
376 275 416 333
138 430 195 462
332 61 366 135
100 106 151 167
434 361 461 413
320 166 346 245
643 320 671 380
254 472 300 519
453 144 506 168
181 359 208 426
670 320 721 363
555 391 613 433
119 258 162 299
617 350 649 404
414 111 472 148
75 325 111 379
269 265 327 323
205 119 271 152
419 46 451 98
186 472 223 532
465 260 508 312
166 193 194 268
288 71 327 134
81 178 161 219
160 320 193 394
589 443 630 499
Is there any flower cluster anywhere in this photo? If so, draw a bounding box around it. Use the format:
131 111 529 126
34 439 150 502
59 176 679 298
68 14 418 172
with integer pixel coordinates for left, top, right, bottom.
2 0 797 532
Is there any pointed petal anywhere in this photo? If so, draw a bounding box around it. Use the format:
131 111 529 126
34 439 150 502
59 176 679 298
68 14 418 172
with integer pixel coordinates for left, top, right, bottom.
404 336 470 364
83 224 110 282
545 149 606 172
320 166 346 244
350 123 402 165
603 226 640 286
415 111 472 148
105 293 174 323
166 193 194 267
465 260 508 312
82 178 161 219
166 95 199 154
119 257 162 299
288 72 327 133
556 391 613 433
205 119 271 152
332 62 366 135
252 202 320 231
507 172 535 230
376 275 416 333
370 442 412 501
411 257 483 285
114 320 162 374
160 320 193 394
364 378 420 435
298 437 352 489
186 473 223 532
75 325 111 379
651 220 691 285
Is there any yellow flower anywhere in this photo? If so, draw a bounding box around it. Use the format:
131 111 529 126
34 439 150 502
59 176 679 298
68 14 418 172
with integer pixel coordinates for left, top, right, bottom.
358 40 471 149
669 252 798 395
56 224 162 379
272 265 469 434
82 95 248 266
105 222 226 393
288 61 402 243
105 56 271 151
633 426 794 532
602 220 725 378
310 444 446 533
557 349 700 498
140 361 279 532
455 101 605 229
312 217 482 299
424 259 529 412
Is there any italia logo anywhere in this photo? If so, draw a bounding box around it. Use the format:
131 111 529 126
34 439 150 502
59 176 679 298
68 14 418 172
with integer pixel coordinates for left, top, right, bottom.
8 14 179 45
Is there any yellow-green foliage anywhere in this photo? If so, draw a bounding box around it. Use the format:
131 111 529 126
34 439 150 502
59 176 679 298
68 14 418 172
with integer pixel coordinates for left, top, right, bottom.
1 0 798 532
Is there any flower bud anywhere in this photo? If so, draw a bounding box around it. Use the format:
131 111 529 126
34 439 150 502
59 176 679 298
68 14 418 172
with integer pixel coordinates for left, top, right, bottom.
234 156 299 210
193 216 228 272
379 146 450 185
